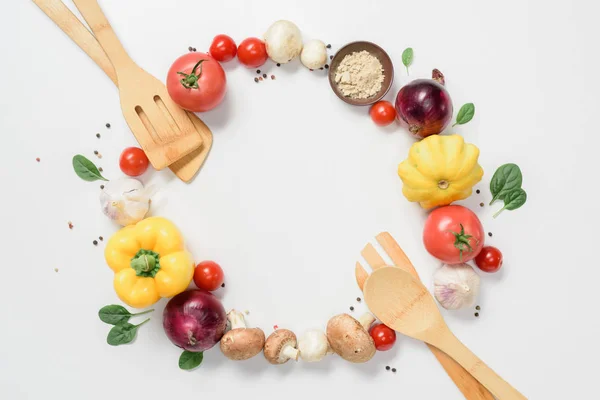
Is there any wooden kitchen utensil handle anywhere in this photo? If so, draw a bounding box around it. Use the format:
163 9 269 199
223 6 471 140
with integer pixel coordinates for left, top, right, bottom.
435 331 527 400
71 0 134 73
32 0 117 85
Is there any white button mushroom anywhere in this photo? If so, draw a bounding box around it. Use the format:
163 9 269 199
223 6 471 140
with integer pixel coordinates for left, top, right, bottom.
326 313 376 363
220 310 265 361
263 329 299 364
298 329 331 362
263 20 303 64
300 39 327 70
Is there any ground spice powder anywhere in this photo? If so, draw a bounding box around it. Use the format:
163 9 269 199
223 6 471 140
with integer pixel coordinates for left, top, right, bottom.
334 50 384 99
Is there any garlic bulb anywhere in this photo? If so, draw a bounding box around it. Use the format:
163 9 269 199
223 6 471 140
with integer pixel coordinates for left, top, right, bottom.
99 178 154 226
300 39 327 69
263 20 303 63
433 263 480 310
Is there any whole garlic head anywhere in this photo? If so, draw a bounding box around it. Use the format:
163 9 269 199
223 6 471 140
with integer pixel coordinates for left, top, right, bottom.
300 39 327 69
433 263 480 310
99 178 154 226
298 329 330 362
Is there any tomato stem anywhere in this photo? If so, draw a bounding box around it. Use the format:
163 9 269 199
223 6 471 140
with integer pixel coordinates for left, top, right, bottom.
450 224 475 262
177 59 205 90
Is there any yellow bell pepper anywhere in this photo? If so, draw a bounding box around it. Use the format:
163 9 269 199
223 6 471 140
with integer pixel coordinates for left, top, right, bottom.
104 217 194 309
398 134 483 209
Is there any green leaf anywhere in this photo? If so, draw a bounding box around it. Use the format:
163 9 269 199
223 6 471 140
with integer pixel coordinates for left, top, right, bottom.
99 305 154 325
493 189 527 218
402 48 414 74
179 350 203 370
99 305 131 325
72 154 108 182
106 319 149 346
453 103 475 126
489 163 523 204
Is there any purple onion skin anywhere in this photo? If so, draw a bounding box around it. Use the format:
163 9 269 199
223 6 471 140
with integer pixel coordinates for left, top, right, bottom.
163 289 227 352
395 79 453 139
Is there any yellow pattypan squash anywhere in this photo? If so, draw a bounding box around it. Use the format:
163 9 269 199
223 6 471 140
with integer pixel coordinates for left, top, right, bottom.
398 134 483 209
104 217 194 308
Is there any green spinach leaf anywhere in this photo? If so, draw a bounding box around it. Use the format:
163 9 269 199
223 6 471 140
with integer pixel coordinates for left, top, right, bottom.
489 163 523 204
98 305 153 325
453 103 475 126
72 155 108 182
179 350 204 370
106 319 149 346
493 189 527 218
402 48 414 75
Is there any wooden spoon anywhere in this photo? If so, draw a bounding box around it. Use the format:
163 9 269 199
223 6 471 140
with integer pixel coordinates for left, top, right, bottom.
72 0 203 171
363 267 527 400
356 233 493 400
31 0 211 182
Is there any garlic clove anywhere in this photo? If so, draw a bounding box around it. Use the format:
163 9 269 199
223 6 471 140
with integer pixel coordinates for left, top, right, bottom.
100 178 153 226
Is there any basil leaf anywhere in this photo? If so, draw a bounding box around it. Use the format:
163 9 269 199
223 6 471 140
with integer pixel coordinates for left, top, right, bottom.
106 319 149 346
402 48 413 74
72 154 108 182
99 305 132 325
493 189 527 218
489 163 523 204
179 350 203 370
453 103 475 126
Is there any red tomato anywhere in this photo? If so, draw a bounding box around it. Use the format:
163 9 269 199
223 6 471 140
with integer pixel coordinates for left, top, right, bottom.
193 261 224 291
475 246 503 273
423 205 484 264
209 34 237 62
370 101 396 126
166 52 226 112
370 324 396 351
119 147 149 176
237 37 268 68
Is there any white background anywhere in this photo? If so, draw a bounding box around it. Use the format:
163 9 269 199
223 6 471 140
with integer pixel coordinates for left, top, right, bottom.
1 0 598 398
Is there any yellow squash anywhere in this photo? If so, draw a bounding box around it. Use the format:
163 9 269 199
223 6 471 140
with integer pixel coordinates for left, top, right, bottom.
104 217 194 308
398 134 483 209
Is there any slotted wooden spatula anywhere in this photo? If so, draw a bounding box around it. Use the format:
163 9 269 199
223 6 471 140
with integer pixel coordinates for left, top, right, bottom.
32 0 212 182
72 0 203 171
356 232 494 400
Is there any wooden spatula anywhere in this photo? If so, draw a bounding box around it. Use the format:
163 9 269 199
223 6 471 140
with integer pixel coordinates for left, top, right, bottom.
355 232 493 400
71 0 203 171
363 266 527 400
32 0 212 182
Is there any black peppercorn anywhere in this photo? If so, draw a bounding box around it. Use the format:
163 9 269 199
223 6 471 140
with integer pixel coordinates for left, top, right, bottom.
349 306 354 311
475 305 481 310
263 73 267 78
99 236 104 241
256 69 261 74
330 55 333 60
221 283 225 288
105 123 111 128
188 46 193 52
254 77 259 83
93 240 98 246
94 150 98 155
326 44 331 49
479 202 485 207
96 133 101 138
488 232 493 237
276 63 281 67
475 312 480 317
356 297 361 302
392 368 397 373
100 185 105 189
476 189 481 194
385 366 390 371
324 64 329 69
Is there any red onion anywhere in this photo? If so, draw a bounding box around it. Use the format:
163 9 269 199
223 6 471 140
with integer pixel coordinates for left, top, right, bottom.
395 73 453 139
163 290 226 352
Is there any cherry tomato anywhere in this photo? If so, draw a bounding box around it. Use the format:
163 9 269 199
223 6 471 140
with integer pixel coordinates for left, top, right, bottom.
475 246 503 273
237 37 268 68
166 52 226 112
209 34 237 62
119 147 149 176
369 101 396 126
193 261 224 291
423 205 484 264
370 324 396 351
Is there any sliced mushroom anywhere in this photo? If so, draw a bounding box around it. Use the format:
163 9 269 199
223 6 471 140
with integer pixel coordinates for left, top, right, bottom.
298 329 331 362
326 313 376 363
220 310 265 361
263 329 299 364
